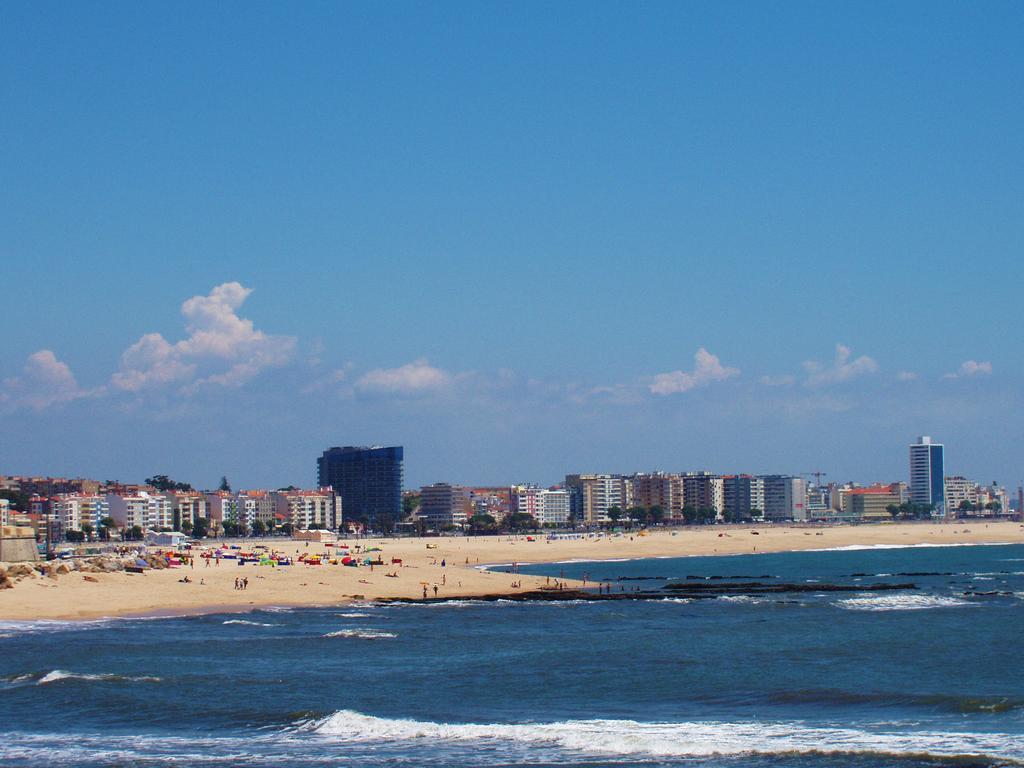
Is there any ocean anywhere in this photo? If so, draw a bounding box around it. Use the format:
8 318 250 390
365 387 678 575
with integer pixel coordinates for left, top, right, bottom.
2 542 1023 767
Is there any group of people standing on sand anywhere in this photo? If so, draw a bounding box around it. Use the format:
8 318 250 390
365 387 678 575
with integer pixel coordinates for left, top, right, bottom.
234 577 248 590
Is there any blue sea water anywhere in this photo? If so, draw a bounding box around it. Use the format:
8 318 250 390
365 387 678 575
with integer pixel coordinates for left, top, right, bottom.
2 542 1023 767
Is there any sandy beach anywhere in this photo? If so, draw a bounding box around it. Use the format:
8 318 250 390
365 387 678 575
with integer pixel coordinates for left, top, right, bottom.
1 520 1022 622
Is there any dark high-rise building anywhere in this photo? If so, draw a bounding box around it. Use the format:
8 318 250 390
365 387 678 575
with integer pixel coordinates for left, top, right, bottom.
317 446 403 529
909 436 945 517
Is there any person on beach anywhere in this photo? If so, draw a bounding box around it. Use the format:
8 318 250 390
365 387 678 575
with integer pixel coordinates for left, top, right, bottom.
433 585 439 597
422 585 428 600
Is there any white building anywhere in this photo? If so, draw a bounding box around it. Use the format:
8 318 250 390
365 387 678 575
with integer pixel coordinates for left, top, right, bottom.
510 486 571 525
0 498 9 526
106 492 173 531
944 476 975 514
564 474 630 524
271 489 339 530
51 494 109 539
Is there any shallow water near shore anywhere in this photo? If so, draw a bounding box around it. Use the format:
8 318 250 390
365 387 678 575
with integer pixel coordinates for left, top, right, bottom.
2 543 1023 767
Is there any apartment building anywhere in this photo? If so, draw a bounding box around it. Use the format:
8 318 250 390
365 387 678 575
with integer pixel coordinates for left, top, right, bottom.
631 473 684 520
842 484 903 521
164 491 208 530
723 475 765 520
419 483 472 528
683 472 725 517
509 485 571 525
106 492 173 531
272 488 339 530
51 494 109 538
565 474 630 525
761 476 808 521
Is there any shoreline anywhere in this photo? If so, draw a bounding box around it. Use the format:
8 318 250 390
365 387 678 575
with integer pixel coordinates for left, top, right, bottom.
1 520 1021 623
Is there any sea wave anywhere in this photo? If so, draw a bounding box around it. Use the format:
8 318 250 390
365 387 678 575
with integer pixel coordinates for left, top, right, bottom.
336 613 372 618
302 710 1024 761
836 594 976 611
36 669 162 685
222 619 280 627
805 542 1017 553
322 629 396 639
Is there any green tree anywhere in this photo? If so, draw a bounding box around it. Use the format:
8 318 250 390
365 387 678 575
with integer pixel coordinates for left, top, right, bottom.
606 506 623 528
145 475 194 492
125 525 144 541
402 493 421 517
181 518 194 535
252 520 267 536
280 521 293 535
0 489 32 512
682 505 698 525
648 506 665 525
81 523 94 541
219 476 232 492
508 512 537 531
191 517 209 538
99 516 117 541
469 513 497 533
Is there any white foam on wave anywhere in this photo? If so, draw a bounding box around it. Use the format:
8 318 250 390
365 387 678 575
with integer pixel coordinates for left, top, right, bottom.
37 670 162 685
303 710 1024 761
222 619 279 627
336 613 372 618
717 595 764 604
323 629 397 639
837 594 976 611
805 542 1017 553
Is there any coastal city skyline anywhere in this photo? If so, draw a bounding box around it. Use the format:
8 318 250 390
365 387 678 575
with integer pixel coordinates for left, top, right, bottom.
4 435 1020 543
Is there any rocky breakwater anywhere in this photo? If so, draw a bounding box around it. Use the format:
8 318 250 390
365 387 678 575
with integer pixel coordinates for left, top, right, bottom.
0 552 171 590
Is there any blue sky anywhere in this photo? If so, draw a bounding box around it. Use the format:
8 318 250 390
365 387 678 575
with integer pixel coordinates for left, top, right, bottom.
2 2 1021 490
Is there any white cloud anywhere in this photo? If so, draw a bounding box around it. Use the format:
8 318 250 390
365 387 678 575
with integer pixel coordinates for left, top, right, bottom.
650 348 740 395
759 374 796 387
896 371 918 382
111 282 295 392
2 350 95 410
356 359 453 394
943 360 992 379
802 344 878 387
